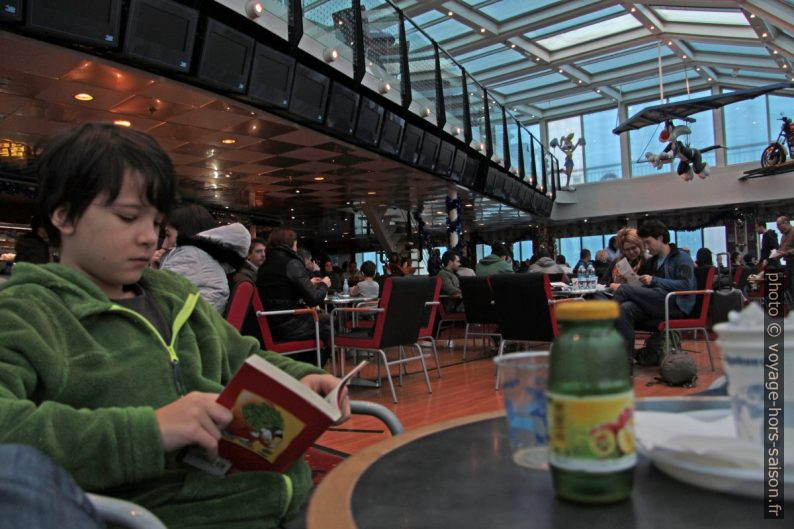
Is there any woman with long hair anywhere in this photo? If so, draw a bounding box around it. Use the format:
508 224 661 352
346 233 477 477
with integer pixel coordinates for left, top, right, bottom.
602 228 649 288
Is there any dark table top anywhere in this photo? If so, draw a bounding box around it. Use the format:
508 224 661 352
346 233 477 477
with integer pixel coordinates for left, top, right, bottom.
308 409 768 529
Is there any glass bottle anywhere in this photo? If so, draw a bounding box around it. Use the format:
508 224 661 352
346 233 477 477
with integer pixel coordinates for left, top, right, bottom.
547 300 635 503
342 278 349 296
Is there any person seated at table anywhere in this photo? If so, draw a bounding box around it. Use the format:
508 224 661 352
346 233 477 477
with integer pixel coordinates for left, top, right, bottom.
529 248 568 274
384 252 404 277
344 260 364 285
438 250 464 312
694 247 713 268
257 229 333 366
319 255 343 292
594 249 610 279
601 227 650 287
457 255 476 277
0 123 347 529
231 237 266 287
349 260 379 298
297 248 321 277
555 254 572 274
476 242 514 276
611 219 696 357
572 249 592 276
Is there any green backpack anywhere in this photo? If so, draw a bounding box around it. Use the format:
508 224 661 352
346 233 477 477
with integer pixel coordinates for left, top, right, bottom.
635 331 681 366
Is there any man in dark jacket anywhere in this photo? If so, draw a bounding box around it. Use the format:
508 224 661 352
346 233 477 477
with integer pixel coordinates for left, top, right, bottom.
612 219 696 355
755 221 779 268
256 229 332 366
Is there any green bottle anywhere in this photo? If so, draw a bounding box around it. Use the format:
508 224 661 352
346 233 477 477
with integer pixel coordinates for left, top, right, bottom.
547 300 635 503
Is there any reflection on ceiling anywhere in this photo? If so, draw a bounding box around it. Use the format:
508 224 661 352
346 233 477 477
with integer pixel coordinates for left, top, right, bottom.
0 32 533 237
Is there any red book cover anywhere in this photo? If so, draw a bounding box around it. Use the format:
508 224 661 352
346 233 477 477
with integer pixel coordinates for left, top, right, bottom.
213 356 367 473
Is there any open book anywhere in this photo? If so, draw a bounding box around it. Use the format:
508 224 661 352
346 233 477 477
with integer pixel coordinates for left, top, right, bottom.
615 257 643 287
183 357 368 475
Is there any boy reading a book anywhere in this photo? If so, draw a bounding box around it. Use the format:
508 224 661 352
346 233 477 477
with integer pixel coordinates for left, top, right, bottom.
0 123 350 529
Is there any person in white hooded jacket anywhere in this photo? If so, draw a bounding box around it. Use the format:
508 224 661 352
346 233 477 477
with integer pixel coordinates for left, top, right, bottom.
160 222 251 313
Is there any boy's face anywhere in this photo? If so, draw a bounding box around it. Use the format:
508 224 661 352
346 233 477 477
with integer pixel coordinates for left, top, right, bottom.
642 235 664 256
53 171 163 299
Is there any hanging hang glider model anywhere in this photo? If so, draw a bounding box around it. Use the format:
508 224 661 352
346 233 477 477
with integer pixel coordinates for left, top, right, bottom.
613 82 794 181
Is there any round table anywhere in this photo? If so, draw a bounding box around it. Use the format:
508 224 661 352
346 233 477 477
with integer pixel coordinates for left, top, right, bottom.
308 410 766 529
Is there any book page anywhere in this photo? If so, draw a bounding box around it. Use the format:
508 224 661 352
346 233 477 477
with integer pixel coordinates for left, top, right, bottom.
615 257 642 287
324 360 369 414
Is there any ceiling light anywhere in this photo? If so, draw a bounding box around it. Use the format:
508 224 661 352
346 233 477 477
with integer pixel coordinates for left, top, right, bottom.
221 138 236 144
447 10 453 16
295 189 301 194
480 28 486 33
113 119 131 127
73 93 94 101
773 50 778 54
245 0 264 18
577 80 582 84
465 203 473 208
558 68 563 73
750 13 756 18
630 7 636 12
667 41 672 45
682 55 687 59
422 107 432 117
510 43 516 48
453 126 462 136
762 32 768 38
535 57 540 62
596 89 601 93
323 48 339 62
367 191 376 195
313 176 325 181
695 67 701 71
378 81 391 94
708 77 713 81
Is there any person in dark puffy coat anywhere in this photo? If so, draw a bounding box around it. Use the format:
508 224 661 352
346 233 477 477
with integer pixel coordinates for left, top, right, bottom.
256 229 332 366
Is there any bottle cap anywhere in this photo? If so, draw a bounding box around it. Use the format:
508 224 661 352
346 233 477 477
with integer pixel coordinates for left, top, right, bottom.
556 300 619 321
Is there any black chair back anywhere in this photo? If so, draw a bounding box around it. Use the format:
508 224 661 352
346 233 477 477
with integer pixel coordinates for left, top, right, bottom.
459 276 498 325
547 273 565 283
490 273 556 342
377 277 437 349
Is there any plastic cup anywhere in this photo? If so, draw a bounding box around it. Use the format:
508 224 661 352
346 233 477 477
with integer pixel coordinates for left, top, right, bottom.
714 304 792 449
494 351 549 469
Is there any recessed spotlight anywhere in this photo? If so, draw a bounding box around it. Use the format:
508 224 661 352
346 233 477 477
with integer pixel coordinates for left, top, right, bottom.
453 126 462 136
313 176 325 181
447 10 453 16
480 28 486 33
465 203 473 208
577 80 582 84
295 189 301 194
630 7 636 12
245 0 264 18
378 81 391 94
221 138 236 144
649 25 655 30
708 77 713 81
113 119 131 127
323 48 339 62
773 50 778 54
762 32 768 38
510 43 516 48
74 93 93 101
367 191 376 195
750 13 756 18
784 64 789 69
558 68 563 73
423 107 432 117
535 57 540 62
695 67 701 71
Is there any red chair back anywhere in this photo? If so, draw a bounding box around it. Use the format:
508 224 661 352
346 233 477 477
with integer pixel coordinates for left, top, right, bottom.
664 266 715 330
226 281 255 331
417 277 442 337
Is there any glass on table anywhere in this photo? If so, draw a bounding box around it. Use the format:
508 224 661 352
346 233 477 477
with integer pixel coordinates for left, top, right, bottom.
494 351 550 470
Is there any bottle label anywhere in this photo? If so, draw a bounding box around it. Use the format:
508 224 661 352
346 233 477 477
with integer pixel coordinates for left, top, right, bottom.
547 390 636 473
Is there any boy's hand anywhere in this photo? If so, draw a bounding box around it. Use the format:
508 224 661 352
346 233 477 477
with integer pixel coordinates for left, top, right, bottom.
155 392 233 458
300 374 351 423
639 274 653 285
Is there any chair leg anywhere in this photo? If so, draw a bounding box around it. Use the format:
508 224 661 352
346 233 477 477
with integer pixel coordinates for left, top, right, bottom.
702 327 715 371
462 323 468 359
414 343 433 395
397 346 404 386
378 349 398 403
429 336 442 378
495 339 507 390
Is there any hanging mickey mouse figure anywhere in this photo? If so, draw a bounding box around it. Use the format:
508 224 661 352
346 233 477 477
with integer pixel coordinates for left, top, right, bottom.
549 133 585 192
644 120 723 182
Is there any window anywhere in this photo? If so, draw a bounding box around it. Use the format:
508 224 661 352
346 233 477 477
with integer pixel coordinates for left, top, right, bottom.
582 108 621 182
580 235 604 255
356 251 384 275
672 230 701 255
703 226 727 257
769 94 793 145
476 243 488 262
723 90 768 164
557 237 581 264
548 115 584 186
513 240 533 262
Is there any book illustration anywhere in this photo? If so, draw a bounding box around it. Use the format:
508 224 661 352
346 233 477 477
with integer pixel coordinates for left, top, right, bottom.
222 389 305 463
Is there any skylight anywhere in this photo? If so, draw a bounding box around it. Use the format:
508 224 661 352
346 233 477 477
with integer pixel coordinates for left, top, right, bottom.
494 73 568 96
536 14 643 51
479 0 562 22
460 48 525 74
655 8 749 26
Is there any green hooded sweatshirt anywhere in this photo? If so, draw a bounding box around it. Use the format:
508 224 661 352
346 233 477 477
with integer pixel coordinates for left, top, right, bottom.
475 254 514 276
0 263 325 529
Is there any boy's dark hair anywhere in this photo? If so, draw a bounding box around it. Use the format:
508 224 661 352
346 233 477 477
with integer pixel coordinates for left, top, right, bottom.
555 255 566 265
579 249 591 259
168 204 216 241
360 260 376 277
637 219 670 243
249 238 266 253
37 123 175 246
491 241 508 257
441 250 459 267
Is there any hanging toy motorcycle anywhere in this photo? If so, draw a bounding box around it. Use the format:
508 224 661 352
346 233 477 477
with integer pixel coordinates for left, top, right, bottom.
549 133 585 191
644 120 723 182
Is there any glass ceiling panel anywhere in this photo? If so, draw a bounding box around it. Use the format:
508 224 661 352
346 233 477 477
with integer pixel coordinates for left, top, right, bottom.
536 14 644 51
617 70 693 93
409 10 445 27
479 0 561 22
690 42 770 56
455 43 504 63
419 17 474 42
655 8 749 26
461 48 525 74
534 92 601 110
526 6 624 40
580 46 672 74
494 73 568 95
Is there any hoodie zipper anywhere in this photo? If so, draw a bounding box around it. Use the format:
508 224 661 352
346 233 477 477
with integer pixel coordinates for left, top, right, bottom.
109 292 200 396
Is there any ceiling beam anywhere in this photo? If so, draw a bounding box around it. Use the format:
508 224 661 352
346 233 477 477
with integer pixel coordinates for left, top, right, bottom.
744 0 794 34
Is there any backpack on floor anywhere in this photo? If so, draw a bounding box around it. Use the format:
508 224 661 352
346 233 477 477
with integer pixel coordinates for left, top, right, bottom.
635 331 681 366
659 349 698 387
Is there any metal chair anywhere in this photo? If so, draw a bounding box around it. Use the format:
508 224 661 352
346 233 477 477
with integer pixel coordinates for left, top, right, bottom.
331 277 435 403
458 276 501 359
226 281 323 368
416 277 443 378
490 273 581 389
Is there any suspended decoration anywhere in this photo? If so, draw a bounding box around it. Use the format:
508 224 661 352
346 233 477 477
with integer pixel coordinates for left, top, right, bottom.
412 205 430 262
446 185 463 250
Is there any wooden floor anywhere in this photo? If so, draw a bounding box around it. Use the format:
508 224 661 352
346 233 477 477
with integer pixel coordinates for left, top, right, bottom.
316 329 724 455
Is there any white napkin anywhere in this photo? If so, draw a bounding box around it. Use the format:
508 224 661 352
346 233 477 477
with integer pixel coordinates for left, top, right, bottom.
634 411 762 469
